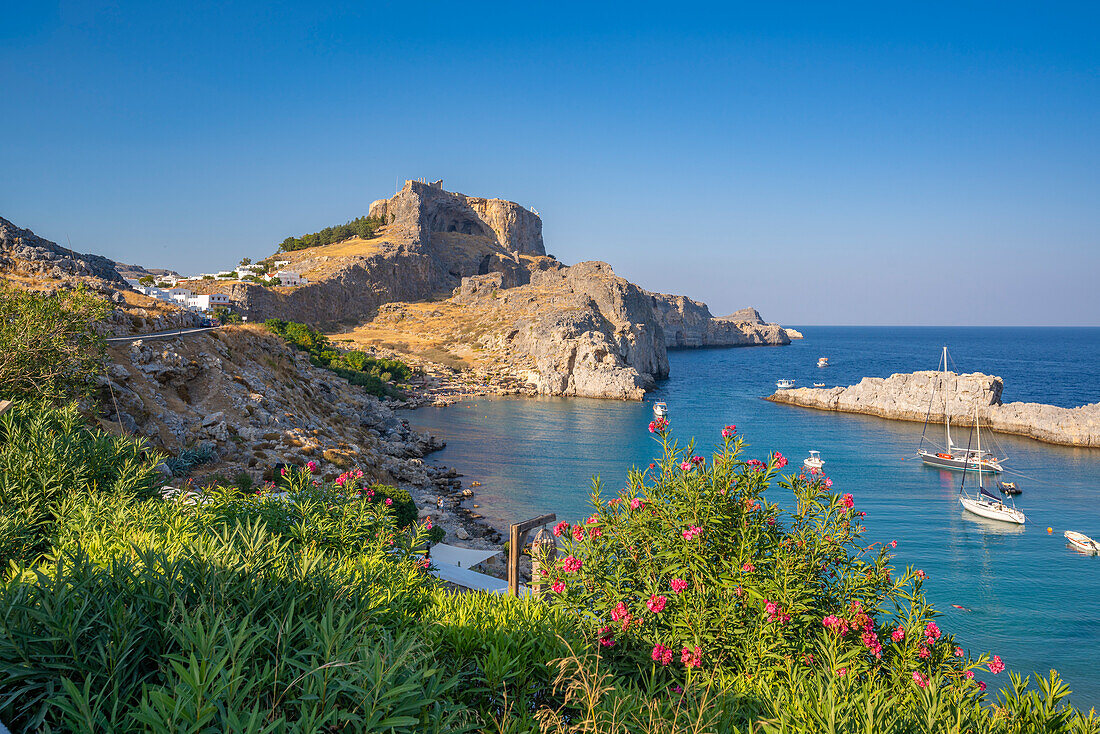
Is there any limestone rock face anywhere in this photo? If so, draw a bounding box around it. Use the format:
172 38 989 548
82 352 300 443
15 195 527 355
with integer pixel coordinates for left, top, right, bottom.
0 216 125 283
767 371 1100 447
648 293 790 348
371 179 545 256
453 261 669 400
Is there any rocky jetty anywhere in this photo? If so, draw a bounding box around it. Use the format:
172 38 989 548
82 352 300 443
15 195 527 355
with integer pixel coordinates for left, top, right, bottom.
767 371 1100 448
649 293 790 348
0 216 125 283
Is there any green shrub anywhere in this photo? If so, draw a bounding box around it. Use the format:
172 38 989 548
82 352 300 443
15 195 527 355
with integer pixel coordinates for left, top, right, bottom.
264 318 413 397
0 283 112 402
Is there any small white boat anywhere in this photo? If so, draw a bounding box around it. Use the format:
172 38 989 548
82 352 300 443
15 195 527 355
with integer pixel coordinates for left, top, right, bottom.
817 357 829 368
813 382 826 388
803 450 824 471
652 402 668 419
1064 531 1100 554
776 379 796 390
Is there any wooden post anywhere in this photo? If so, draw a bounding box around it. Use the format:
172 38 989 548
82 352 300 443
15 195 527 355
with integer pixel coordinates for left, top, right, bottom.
508 513 556 596
530 527 557 597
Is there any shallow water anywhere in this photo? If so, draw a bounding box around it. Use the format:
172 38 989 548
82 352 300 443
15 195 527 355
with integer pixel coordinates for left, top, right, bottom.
407 327 1100 705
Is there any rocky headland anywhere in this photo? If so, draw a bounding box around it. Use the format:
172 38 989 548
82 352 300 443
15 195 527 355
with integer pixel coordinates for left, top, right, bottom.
767 371 1100 448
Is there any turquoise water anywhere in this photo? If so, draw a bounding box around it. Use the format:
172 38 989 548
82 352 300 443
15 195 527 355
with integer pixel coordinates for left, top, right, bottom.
407 327 1100 705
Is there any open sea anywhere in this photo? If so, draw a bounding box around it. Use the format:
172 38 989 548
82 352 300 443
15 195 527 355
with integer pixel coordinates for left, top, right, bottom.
407 327 1100 705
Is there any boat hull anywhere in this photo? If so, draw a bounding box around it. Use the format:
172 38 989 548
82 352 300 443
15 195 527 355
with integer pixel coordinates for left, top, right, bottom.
959 496 1025 524
919 450 1003 473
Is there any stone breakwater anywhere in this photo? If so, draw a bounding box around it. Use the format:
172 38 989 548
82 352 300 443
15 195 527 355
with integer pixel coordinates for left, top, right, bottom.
766 370 1100 448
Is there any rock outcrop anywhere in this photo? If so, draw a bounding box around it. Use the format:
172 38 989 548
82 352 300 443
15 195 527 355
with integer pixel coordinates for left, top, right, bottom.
649 293 790 348
369 179 544 256
451 262 669 399
0 216 125 283
767 371 1100 447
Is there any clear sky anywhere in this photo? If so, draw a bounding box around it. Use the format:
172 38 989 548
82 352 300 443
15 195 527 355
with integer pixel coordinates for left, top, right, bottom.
3 1 1098 325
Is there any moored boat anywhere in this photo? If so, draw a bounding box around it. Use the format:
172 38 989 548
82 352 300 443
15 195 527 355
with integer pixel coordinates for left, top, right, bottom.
998 481 1021 496
1064 531 1100 554
776 379 796 390
958 406 1025 525
817 357 829 367
917 346 1006 474
652 402 668 419
813 382 826 387
803 450 824 471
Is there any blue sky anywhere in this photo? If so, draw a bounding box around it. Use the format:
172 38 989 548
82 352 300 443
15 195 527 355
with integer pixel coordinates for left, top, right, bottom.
2 2 1098 325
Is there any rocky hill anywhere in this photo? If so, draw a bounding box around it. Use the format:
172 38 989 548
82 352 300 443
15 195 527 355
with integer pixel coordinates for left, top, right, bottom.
649 293 791 348
0 216 125 283
767 371 1100 447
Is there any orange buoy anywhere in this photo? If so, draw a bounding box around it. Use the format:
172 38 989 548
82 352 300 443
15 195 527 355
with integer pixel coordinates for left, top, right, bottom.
1048 527 1053 534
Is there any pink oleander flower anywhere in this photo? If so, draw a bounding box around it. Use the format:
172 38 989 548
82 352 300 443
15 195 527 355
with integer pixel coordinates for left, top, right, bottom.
989 655 1005 674
611 602 629 622
955 647 964 657
419 558 430 568
648 421 658 433
916 569 927 580
741 562 755 573
913 671 928 688
822 615 850 636
572 525 585 541
384 498 392 506
978 681 987 691
589 526 603 538
964 669 974 679
682 526 702 540
680 461 692 472
772 452 788 468
824 477 833 488
630 497 644 510
690 455 704 466
424 518 432 529
924 621 941 642
764 599 791 624
586 515 598 524
562 556 582 573
651 644 674 666
671 578 688 593
835 667 847 677
745 459 766 472
841 493 854 509
891 626 905 642
335 475 346 486
553 521 569 537
672 684 682 693
890 540 897 548
646 594 667 613
681 646 702 668
551 581 565 594
861 630 882 658
734 585 744 596
306 460 318 473
649 417 668 433
722 427 734 439
599 636 615 648
918 647 930 659
280 466 289 477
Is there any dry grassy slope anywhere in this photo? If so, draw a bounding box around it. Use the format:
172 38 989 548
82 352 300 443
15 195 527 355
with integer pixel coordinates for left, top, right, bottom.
101 325 441 486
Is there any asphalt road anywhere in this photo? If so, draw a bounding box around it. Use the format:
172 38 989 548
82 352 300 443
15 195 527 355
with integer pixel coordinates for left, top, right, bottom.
105 325 221 343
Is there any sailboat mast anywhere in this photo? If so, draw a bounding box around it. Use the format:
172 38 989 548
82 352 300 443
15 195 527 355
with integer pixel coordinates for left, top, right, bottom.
975 404 983 488
943 346 952 449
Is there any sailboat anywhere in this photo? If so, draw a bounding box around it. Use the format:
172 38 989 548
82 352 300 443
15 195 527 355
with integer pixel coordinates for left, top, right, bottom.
958 405 1025 525
917 346 1005 473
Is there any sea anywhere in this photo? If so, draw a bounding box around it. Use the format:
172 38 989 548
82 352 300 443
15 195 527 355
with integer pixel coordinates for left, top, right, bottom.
406 327 1100 706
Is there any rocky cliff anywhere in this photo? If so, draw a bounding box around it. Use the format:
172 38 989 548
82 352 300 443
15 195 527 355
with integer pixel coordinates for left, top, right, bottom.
369 179 544 256
0 216 125 283
649 293 790 348
767 371 1100 447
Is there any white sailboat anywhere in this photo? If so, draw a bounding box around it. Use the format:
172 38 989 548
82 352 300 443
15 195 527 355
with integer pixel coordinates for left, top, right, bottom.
958 405 1025 525
918 346 1005 473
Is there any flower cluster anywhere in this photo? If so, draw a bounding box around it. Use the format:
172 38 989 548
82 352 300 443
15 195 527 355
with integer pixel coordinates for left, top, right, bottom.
772 452 788 468
648 417 669 433
764 599 791 624
721 424 737 439
646 594 667 613
651 644 674 666
334 468 365 487
670 578 688 594
682 526 703 540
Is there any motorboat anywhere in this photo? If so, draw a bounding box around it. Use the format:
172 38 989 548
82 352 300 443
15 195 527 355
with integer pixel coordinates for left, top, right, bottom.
917 346 1006 473
958 405 1024 525
817 357 829 368
813 382 826 388
803 450 824 471
652 402 668 419
1065 531 1100 554
776 379 796 390
997 481 1021 496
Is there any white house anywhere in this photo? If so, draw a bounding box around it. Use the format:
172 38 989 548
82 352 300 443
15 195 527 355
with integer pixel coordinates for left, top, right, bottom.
168 288 194 304
185 293 232 311
273 270 307 286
